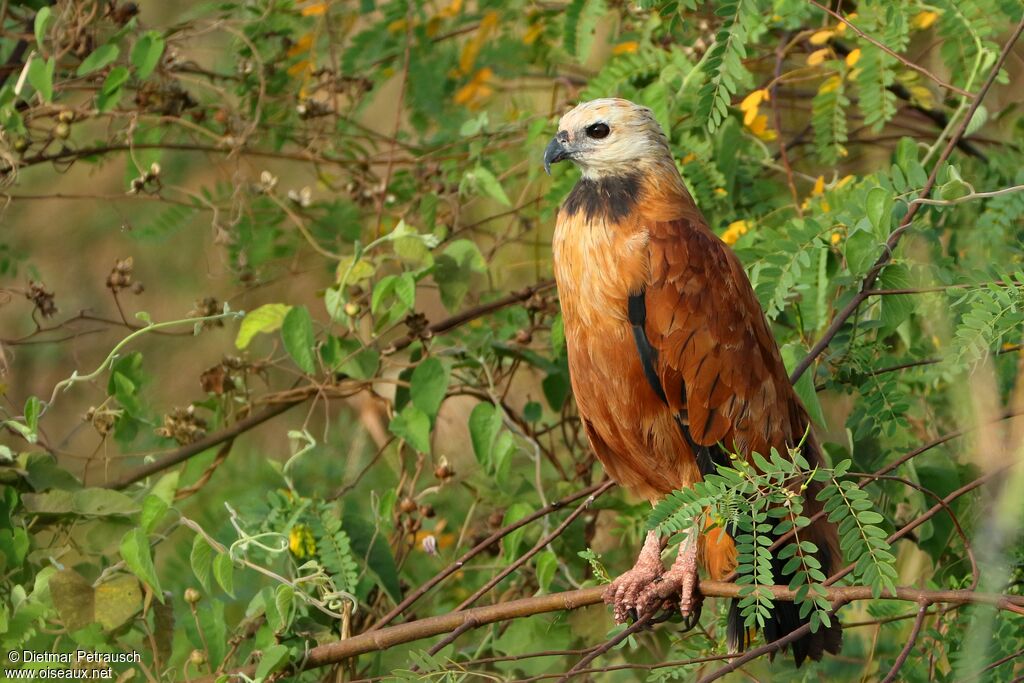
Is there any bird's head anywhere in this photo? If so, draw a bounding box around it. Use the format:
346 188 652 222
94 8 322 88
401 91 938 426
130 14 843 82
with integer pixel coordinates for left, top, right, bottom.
543 98 671 179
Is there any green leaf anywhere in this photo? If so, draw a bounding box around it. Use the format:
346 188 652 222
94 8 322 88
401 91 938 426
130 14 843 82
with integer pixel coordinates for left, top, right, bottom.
77 43 120 76
140 495 169 534
536 550 558 592
23 396 41 438
781 344 826 429
22 488 139 517
501 502 534 559
388 404 432 453
96 66 130 112
130 31 165 79
190 535 214 591
866 186 892 238
433 239 487 311
92 574 143 631
235 303 291 349
96 66 129 112
26 56 54 103
281 305 316 373
213 552 235 597
255 644 290 680
469 166 511 205
120 528 163 599
410 358 450 421
34 7 53 46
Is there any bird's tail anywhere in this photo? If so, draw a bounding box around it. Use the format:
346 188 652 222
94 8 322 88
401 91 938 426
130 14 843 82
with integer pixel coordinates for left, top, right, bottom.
723 492 842 666
709 431 843 667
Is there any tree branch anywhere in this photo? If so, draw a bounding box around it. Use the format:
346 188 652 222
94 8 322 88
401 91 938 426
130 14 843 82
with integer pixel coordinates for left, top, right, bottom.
790 16 1024 384
202 582 1024 682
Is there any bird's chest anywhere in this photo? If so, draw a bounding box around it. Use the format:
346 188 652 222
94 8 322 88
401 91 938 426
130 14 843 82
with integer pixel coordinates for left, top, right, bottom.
552 213 649 330
552 213 657 413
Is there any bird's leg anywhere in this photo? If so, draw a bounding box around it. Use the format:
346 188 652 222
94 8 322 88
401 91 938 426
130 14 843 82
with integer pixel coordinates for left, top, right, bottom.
636 528 701 620
602 529 664 623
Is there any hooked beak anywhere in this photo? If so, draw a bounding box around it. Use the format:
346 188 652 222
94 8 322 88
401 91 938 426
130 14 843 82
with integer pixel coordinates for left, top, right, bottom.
543 137 571 176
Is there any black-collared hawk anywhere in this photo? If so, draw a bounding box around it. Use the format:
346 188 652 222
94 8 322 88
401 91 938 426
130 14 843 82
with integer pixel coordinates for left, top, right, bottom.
544 98 842 665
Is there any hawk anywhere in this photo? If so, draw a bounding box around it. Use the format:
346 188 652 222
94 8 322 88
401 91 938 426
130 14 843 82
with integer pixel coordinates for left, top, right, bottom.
544 98 842 664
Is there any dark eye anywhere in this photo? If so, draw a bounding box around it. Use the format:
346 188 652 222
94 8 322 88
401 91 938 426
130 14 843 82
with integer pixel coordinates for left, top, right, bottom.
585 122 610 139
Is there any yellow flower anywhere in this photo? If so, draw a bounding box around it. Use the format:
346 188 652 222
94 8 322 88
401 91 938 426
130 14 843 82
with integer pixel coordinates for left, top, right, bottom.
438 0 463 19
836 174 856 189
522 23 543 45
913 11 939 30
819 75 843 94
289 524 317 559
721 220 750 245
680 152 697 164
807 48 830 66
809 29 834 45
812 175 825 196
612 41 639 55
845 48 861 67
745 113 777 141
301 2 327 16
740 89 770 126
458 10 500 75
714 187 728 197
454 67 495 109
831 231 843 245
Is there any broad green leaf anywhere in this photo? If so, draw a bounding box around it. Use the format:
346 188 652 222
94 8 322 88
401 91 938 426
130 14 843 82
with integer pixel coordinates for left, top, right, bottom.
23 396 41 438
281 305 316 374
536 550 558 593
235 303 291 349
501 502 534 560
76 43 120 76
22 488 139 517
335 255 375 285
190 535 213 591
865 186 892 238
130 31 165 79
26 56 54 103
96 66 130 112
433 239 487 311
34 7 53 46
322 337 379 380
410 358 450 421
255 644 290 680
48 569 95 631
92 574 143 631
119 528 163 599
140 495 169 534
213 552 235 597
469 165 511 206
388 404 431 453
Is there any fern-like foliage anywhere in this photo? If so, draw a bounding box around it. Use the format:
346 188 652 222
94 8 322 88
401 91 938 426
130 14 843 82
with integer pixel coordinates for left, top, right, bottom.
811 76 849 165
695 0 760 133
817 470 898 599
311 509 360 595
582 47 673 100
648 451 893 634
676 132 728 209
745 218 832 321
946 271 1024 369
854 3 908 131
934 0 998 91
563 0 606 60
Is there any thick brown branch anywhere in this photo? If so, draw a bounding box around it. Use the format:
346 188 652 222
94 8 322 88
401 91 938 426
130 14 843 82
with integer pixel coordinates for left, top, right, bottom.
201 583 1024 682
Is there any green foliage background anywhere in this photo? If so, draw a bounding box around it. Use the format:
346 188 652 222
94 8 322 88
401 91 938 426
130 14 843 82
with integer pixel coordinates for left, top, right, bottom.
1 0 1023 681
